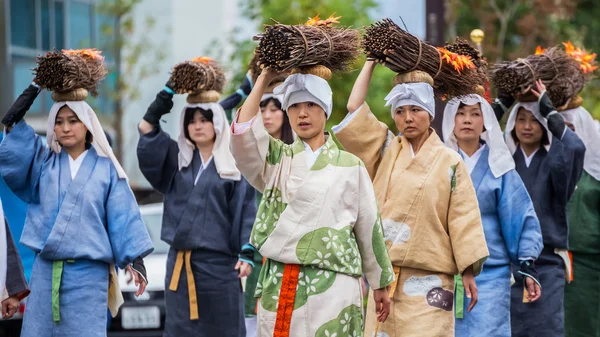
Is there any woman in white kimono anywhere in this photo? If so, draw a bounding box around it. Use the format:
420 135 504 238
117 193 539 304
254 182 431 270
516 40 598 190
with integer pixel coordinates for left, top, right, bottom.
230 66 394 337
333 60 489 337
502 80 585 337
442 93 543 337
0 83 153 337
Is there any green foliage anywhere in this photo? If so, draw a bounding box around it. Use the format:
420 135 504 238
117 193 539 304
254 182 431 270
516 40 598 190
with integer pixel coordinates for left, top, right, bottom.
213 0 398 130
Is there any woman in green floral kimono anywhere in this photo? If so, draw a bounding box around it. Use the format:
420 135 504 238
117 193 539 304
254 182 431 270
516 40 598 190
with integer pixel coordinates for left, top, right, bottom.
230 65 394 337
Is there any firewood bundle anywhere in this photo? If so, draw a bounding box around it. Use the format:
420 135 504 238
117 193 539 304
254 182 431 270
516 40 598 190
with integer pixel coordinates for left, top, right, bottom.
363 19 481 98
169 57 226 95
33 49 107 97
492 47 584 107
444 38 489 85
253 15 361 73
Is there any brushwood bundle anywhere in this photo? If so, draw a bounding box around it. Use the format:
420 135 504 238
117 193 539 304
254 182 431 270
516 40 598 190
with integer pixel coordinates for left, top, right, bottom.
363 19 480 98
169 57 226 94
33 49 107 97
445 38 489 85
492 47 584 107
253 14 361 73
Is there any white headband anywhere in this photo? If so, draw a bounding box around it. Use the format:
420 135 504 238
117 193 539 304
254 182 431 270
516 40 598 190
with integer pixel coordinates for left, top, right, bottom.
274 73 333 119
384 82 435 118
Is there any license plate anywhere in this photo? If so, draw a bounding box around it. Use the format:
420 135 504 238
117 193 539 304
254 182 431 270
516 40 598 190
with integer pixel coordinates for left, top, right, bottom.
121 306 161 330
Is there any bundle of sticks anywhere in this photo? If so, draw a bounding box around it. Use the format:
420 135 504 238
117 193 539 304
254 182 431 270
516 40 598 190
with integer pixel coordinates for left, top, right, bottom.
492 47 584 107
33 49 107 97
363 19 480 98
444 38 489 85
253 15 360 73
169 57 226 94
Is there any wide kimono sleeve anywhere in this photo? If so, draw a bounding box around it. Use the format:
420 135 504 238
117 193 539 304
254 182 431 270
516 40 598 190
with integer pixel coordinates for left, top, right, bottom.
0 120 49 203
106 165 154 269
548 128 586 205
229 111 288 192
497 170 543 264
333 103 394 179
353 163 394 290
136 127 179 194
4 218 29 300
228 177 257 254
447 160 489 276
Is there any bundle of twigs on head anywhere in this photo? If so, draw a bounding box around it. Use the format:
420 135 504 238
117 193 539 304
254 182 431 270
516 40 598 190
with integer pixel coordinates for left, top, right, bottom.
33 49 107 98
363 18 480 98
492 47 584 107
253 14 360 76
169 57 226 95
444 38 489 85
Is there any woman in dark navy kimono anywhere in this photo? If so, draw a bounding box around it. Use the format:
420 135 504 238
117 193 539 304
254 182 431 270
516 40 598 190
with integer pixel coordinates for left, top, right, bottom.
501 80 586 337
137 79 257 336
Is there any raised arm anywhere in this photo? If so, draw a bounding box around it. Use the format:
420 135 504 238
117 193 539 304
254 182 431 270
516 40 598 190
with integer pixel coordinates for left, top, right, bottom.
138 83 174 135
237 69 281 124
2 83 41 129
347 60 376 112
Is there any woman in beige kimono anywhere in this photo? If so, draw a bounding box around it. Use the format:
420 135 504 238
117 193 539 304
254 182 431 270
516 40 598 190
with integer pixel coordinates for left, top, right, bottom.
230 65 394 337
333 60 489 337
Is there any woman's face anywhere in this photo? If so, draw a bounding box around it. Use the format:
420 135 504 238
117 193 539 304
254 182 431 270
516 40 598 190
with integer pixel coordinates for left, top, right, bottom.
187 110 215 147
261 100 284 138
514 107 544 147
287 101 326 140
393 105 432 139
54 106 88 149
453 103 484 143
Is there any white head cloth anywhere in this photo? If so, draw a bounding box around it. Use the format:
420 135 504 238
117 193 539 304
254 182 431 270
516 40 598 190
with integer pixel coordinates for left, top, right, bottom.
47 101 127 180
261 93 283 105
561 106 600 181
0 199 7 294
177 103 241 181
384 82 435 118
442 94 515 178
274 73 333 119
504 101 552 154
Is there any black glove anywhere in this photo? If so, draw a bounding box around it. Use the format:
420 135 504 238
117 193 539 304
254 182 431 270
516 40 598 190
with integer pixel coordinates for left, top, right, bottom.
491 92 515 122
518 260 541 288
131 256 148 284
142 85 174 126
2 84 41 126
238 244 256 268
220 73 253 111
538 91 556 118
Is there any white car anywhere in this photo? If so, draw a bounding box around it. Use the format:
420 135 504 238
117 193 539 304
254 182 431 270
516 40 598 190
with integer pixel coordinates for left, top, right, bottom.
108 203 169 337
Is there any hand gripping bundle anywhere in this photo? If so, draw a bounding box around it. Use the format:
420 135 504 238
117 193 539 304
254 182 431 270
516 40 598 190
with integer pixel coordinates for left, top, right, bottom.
33 48 107 101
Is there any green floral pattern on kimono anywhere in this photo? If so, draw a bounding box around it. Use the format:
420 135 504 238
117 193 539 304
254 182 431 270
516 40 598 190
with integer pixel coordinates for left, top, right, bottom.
449 164 457 192
251 187 287 247
315 305 364 337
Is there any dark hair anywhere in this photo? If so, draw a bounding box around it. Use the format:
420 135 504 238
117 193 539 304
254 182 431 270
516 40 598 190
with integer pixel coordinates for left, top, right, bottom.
510 110 550 147
183 107 214 144
260 97 294 145
457 102 486 133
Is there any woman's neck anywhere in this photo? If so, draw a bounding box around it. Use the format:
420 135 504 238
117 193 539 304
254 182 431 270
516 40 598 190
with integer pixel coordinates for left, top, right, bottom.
520 142 540 157
65 144 87 160
270 130 282 141
407 129 431 155
196 143 214 163
457 138 480 157
302 132 326 151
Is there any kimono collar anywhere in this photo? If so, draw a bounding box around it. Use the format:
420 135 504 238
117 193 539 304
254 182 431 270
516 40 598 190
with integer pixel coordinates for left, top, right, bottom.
504 101 552 155
178 103 241 181
47 101 127 180
0 199 6 294
561 106 600 181
442 94 515 178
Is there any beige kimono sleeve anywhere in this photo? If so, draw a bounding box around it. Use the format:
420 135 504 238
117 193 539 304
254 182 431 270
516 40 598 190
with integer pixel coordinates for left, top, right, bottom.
447 160 489 276
230 111 281 193
333 103 393 179
353 163 394 289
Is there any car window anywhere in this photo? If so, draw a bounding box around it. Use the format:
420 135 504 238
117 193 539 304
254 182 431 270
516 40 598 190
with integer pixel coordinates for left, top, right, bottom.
141 213 170 255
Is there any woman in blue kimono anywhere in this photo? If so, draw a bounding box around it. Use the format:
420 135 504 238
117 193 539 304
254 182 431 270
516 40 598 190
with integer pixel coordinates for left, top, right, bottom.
137 81 257 337
0 83 154 337
501 80 586 337
442 93 543 337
